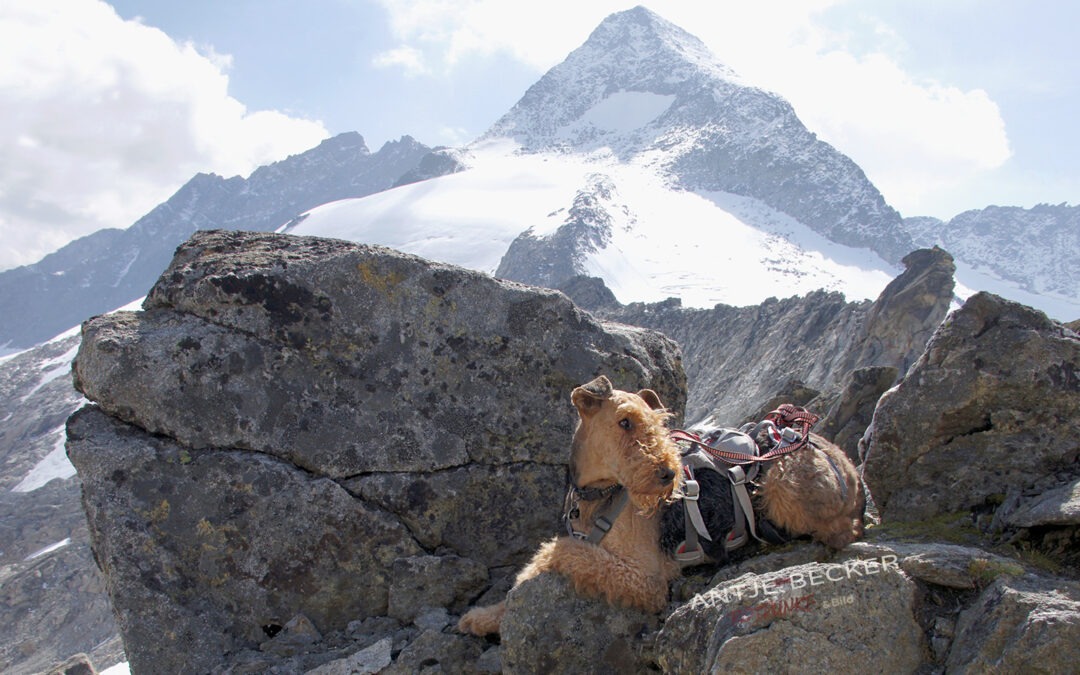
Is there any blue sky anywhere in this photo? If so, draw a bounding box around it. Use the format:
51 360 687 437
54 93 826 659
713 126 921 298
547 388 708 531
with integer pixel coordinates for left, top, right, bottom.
1 0 1077 270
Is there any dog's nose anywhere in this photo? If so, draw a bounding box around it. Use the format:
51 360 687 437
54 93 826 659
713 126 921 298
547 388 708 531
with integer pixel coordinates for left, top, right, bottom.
657 466 676 483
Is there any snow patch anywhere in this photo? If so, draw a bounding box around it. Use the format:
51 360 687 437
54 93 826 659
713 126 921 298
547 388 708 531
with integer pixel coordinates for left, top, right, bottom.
560 91 675 137
20 341 80 402
288 146 895 306
12 427 76 492
25 537 71 561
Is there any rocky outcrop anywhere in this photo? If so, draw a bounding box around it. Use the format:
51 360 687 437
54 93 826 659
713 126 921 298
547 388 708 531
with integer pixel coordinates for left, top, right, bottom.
863 292 1080 524
68 229 684 674
592 246 955 426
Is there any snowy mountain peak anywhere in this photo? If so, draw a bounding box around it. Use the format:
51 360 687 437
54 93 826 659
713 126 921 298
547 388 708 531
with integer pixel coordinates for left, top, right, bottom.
480 6 910 264
481 5 740 150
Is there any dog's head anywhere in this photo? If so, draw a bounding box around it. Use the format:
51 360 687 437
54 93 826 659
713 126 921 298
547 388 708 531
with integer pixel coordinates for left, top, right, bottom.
570 376 681 512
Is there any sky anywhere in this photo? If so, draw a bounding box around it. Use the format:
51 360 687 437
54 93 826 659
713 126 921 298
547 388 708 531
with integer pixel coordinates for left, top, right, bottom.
1 0 1077 272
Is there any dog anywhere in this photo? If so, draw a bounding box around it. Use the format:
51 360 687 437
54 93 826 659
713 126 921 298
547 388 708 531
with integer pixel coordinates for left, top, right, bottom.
457 376 863 636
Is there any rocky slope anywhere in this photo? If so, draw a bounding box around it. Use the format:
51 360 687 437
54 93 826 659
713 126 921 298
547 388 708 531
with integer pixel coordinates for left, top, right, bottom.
0 333 125 674
582 246 955 430
61 229 1080 673
0 133 432 350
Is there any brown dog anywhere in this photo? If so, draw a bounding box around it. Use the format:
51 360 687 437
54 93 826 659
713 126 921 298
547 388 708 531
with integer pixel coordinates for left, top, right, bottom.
457 376 863 636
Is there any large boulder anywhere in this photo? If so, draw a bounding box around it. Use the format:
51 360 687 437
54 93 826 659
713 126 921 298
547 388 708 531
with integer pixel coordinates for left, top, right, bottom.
655 550 927 673
68 230 684 674
863 292 1080 524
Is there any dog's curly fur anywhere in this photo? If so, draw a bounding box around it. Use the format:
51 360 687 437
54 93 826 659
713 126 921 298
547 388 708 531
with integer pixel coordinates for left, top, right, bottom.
457 376 864 637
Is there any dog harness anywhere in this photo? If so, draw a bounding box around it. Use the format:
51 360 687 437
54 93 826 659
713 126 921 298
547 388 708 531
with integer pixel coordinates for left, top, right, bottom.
670 405 844 565
672 429 763 564
563 483 629 544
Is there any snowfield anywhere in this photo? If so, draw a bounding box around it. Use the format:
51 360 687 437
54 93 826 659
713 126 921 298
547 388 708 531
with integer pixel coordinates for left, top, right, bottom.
284 140 898 308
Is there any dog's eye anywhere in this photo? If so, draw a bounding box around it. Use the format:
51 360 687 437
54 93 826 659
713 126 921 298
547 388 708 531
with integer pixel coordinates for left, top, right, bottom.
619 418 632 430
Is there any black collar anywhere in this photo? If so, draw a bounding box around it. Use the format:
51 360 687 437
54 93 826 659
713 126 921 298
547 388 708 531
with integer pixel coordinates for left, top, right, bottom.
572 483 623 502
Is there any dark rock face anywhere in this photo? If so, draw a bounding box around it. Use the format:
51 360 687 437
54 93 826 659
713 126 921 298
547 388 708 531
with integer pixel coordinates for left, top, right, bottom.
593 246 955 426
496 174 619 289
863 291 1080 523
68 230 684 674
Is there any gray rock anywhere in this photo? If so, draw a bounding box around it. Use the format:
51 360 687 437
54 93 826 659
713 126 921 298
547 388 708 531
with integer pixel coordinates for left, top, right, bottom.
813 365 899 463
74 230 685 476
387 555 487 623
1006 477 1080 527
381 629 483 674
656 553 927 674
348 463 566 568
947 575 1080 673
499 573 659 675
863 292 1080 523
847 540 1024 590
67 407 422 675
304 637 392 675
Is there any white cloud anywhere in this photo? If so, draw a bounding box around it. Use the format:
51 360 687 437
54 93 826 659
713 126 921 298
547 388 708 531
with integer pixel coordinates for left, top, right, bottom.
372 45 429 76
371 0 1012 218
0 0 329 271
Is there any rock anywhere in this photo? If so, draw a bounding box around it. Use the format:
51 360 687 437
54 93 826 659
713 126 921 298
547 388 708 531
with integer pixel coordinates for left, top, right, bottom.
68 406 422 675
863 292 1080 524
68 230 684 674
838 246 955 377
847 541 1024 590
260 614 324 657
947 575 1080 673
498 573 658 675
45 653 96 675
387 555 487 623
1006 478 1080 527
304 637 392 675
74 230 685 475
656 552 927 673
381 629 483 675
813 365 898 463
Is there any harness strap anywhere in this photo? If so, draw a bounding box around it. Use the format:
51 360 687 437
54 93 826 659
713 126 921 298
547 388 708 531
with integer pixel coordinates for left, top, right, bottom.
675 466 710 564
564 484 629 545
670 429 809 464
727 465 765 549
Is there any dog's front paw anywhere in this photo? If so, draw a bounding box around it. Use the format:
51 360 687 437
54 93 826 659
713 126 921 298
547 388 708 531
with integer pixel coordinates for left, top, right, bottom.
457 602 505 636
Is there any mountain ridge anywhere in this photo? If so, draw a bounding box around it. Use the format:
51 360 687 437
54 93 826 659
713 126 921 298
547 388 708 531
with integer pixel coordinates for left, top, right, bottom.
0 133 432 350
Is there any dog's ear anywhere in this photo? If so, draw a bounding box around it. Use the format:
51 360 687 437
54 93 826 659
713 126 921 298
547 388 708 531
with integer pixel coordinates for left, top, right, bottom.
572 376 612 416
637 388 664 411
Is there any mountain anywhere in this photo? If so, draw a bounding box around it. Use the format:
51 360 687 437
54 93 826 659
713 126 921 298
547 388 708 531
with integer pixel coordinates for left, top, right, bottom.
286 7 906 309
0 133 433 351
483 6 912 264
903 203 1080 320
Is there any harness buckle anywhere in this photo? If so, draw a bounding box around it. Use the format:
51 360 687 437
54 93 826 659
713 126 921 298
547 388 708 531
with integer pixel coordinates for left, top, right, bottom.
683 478 701 500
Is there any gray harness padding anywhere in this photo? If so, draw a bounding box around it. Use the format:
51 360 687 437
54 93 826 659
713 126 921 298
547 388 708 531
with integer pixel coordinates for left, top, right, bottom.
675 427 762 565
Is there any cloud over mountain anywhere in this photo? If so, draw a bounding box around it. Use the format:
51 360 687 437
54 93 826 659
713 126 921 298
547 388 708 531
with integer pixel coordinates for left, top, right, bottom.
0 0 328 271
